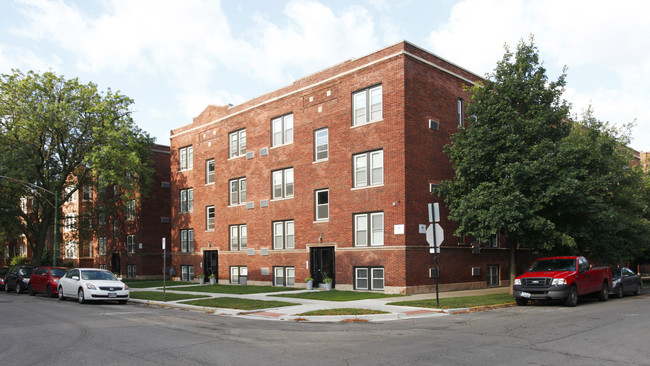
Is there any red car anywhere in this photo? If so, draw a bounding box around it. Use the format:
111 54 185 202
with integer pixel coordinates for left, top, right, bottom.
29 267 68 298
0 267 7 288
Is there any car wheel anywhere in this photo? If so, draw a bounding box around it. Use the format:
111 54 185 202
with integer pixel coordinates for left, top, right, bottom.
58 287 65 301
564 285 578 307
515 298 528 306
46 285 53 298
78 288 85 304
16 283 23 294
598 282 609 301
28 284 35 296
616 284 624 298
635 283 643 296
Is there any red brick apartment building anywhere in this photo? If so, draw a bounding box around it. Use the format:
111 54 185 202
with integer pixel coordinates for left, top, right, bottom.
59 144 171 279
169 41 536 294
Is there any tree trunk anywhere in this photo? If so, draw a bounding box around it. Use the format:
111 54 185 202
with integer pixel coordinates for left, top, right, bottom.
509 233 517 295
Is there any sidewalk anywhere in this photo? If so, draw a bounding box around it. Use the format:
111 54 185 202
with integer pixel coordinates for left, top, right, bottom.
129 286 513 323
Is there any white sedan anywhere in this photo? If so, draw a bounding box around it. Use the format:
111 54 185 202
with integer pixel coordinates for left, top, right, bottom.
58 268 130 304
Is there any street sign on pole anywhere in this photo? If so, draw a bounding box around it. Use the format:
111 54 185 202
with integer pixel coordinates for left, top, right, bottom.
426 223 444 253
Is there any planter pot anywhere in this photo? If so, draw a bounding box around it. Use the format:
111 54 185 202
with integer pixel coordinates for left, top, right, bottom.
199 278 205 285
209 277 216 285
324 282 332 291
306 280 313 290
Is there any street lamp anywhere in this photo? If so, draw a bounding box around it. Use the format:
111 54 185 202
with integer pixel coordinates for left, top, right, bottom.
0 175 59 266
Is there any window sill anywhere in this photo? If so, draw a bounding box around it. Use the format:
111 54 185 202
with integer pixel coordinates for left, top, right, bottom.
228 154 246 161
270 142 294 150
205 182 215 186
351 183 384 191
314 219 329 223
206 229 215 232
351 119 383 129
313 158 329 164
271 196 294 202
227 203 247 208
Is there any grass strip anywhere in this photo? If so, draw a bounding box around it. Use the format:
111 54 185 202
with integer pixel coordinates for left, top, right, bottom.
389 293 515 309
124 280 195 288
129 291 211 302
168 284 296 294
272 289 403 302
180 297 294 310
297 308 389 316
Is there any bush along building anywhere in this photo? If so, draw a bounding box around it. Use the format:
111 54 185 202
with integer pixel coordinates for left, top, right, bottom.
59 144 171 279
169 41 537 294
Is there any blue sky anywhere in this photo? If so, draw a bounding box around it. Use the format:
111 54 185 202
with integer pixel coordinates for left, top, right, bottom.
1 0 649 152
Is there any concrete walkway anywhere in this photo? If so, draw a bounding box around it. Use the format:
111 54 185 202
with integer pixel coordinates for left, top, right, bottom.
129 286 513 323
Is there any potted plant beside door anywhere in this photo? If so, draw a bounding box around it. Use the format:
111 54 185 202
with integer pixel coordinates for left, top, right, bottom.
322 274 332 291
196 274 205 285
305 276 314 290
208 273 216 285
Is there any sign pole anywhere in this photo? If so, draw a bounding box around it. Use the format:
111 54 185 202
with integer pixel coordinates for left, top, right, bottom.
162 237 166 302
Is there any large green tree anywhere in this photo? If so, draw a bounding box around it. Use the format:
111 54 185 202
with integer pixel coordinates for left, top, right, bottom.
0 70 155 266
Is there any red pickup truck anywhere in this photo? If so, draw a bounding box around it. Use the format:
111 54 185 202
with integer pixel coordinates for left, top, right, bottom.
513 256 612 307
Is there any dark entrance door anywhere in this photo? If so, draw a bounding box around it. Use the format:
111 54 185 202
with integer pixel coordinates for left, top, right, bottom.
111 253 120 275
203 251 218 278
310 246 334 287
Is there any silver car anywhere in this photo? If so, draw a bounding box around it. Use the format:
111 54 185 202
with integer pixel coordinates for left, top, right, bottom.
57 268 130 304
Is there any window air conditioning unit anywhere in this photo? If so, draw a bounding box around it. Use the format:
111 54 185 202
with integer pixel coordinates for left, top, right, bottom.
472 267 481 276
246 151 254 159
246 201 254 209
429 268 439 278
429 119 440 131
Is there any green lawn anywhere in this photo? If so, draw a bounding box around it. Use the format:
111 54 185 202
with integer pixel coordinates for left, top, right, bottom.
129 291 211 302
180 297 295 310
124 280 194 288
297 308 389 316
272 290 403 302
168 284 296 294
389 293 515 309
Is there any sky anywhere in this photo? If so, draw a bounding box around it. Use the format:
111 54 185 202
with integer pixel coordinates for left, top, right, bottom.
1 0 648 152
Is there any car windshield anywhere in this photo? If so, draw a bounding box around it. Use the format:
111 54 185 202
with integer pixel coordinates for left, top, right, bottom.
51 269 67 277
19 268 34 276
81 270 116 281
529 259 576 272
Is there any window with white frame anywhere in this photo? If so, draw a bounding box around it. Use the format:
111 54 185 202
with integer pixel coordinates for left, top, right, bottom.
99 264 107 270
64 214 77 231
273 220 294 249
98 210 106 225
354 212 384 246
272 168 294 199
179 146 193 171
181 265 194 281
127 264 136 279
315 189 329 221
353 85 382 126
80 241 92 257
19 244 27 256
230 224 247 251
486 234 499 248
274 267 295 287
126 199 136 221
64 186 77 203
206 159 215 184
82 185 93 201
230 266 247 284
355 267 384 290
271 114 293 147
229 177 246 205
98 237 107 255
113 220 118 238
229 129 246 158
314 128 328 161
354 150 383 188
180 188 193 213
457 98 464 127
206 206 215 231
487 265 499 286
180 229 194 253
127 234 136 254
65 241 78 259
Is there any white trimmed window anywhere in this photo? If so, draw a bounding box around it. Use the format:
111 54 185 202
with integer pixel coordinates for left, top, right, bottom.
206 206 215 231
458 98 464 127
274 267 295 287
229 129 246 158
272 114 293 147
98 237 107 255
486 234 499 248
273 220 295 249
127 264 136 279
126 199 136 221
354 212 384 246
181 265 194 281
127 234 136 254
354 150 383 188
65 241 78 259
315 189 329 221
179 146 193 171
355 267 385 290
487 265 499 286
180 229 194 253
113 220 118 238
82 185 93 201
272 168 294 199
353 85 382 126
229 177 246 205
206 159 215 184
64 186 77 203
64 214 77 232
230 266 247 284
180 188 193 213
230 224 247 251
314 128 328 161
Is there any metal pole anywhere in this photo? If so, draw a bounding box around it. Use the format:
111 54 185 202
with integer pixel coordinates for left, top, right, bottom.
53 191 57 266
435 252 440 308
162 237 166 302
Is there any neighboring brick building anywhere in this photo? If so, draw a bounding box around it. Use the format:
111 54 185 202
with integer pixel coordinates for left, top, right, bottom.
169 41 536 294
59 144 171 279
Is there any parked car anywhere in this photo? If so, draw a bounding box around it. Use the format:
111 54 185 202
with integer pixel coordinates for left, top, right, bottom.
4 265 35 293
513 256 612 307
57 268 129 304
609 267 643 298
29 267 68 297
0 267 8 288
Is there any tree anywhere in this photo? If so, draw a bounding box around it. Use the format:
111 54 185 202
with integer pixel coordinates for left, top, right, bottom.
0 70 155 266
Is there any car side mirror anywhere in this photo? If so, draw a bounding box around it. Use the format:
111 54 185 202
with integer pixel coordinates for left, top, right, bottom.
72 276 79 281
